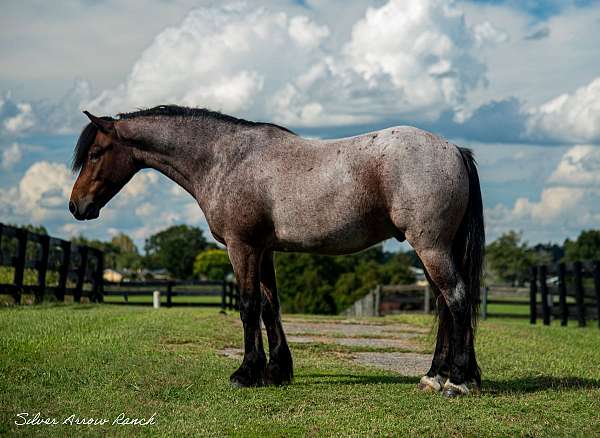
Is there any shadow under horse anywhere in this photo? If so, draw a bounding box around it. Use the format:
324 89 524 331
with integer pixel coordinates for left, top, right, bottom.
69 105 485 398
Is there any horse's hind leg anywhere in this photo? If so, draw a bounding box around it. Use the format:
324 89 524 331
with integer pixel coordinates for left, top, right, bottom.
259 251 293 385
417 288 452 392
416 246 475 397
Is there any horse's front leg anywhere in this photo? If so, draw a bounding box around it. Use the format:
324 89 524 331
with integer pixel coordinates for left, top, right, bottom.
227 241 267 387
260 251 293 385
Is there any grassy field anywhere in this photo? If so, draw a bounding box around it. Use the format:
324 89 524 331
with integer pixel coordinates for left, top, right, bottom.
1 305 599 437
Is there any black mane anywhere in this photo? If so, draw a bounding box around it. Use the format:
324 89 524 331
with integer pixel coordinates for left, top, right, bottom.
118 105 295 134
72 105 296 172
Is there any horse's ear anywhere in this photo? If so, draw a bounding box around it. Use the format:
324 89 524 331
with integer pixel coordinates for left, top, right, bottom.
83 110 114 134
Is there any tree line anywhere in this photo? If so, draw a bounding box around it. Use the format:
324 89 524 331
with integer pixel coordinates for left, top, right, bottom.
3 222 600 312
486 230 600 285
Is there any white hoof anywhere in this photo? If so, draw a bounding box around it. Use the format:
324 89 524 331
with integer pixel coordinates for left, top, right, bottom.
417 375 446 392
442 380 470 397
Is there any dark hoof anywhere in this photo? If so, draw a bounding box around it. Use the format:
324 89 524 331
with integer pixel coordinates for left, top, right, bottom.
264 346 293 386
265 362 293 386
229 361 266 388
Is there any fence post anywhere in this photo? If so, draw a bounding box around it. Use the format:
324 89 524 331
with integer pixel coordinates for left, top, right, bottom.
234 284 240 310
558 263 568 326
573 261 586 327
540 265 550 325
167 281 173 308
57 241 71 302
74 246 88 303
221 280 227 311
13 228 28 305
92 250 104 303
421 285 428 314
529 266 538 325
375 285 382 316
481 286 488 320
593 261 600 329
35 234 50 304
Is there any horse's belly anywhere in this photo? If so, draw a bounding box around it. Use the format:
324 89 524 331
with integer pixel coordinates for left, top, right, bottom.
271 208 394 255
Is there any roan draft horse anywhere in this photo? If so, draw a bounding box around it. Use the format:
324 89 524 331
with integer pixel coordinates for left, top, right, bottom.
69 105 484 397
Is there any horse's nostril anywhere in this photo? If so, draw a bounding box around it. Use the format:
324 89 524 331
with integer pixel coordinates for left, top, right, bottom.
69 201 77 215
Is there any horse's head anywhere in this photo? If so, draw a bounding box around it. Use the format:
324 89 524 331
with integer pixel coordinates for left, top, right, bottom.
69 111 138 220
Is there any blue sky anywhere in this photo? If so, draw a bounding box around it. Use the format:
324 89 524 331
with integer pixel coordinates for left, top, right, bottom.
1 0 600 250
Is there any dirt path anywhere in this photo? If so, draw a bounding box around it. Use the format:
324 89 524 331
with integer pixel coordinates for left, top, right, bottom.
220 318 432 377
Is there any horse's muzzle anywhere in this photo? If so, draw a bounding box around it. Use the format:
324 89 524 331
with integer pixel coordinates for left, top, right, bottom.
69 198 100 220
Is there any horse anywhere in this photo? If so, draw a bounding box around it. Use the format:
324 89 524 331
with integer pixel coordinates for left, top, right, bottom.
69 105 484 397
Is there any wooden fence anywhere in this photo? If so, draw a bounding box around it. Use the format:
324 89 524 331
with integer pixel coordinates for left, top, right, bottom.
103 279 239 310
529 262 600 328
343 284 433 317
0 223 103 304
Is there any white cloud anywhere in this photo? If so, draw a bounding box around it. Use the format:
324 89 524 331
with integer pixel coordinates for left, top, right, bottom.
11 161 74 222
1 142 22 169
344 0 486 118
487 145 600 241
85 0 491 127
548 145 600 186
3 102 35 133
527 77 600 143
511 187 585 224
288 15 330 48
472 21 508 47
119 171 159 200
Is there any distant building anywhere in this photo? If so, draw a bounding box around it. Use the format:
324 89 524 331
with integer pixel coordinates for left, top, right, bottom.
410 267 428 287
103 269 123 283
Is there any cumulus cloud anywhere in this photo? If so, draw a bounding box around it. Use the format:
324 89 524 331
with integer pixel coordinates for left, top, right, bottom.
487 145 600 241
2 161 75 222
526 77 600 143
472 21 508 46
0 93 36 135
119 171 159 200
548 145 600 186
1 142 22 169
86 5 319 116
84 0 493 127
0 82 93 135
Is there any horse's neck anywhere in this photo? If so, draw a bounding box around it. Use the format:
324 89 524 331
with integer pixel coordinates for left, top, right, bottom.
127 118 237 204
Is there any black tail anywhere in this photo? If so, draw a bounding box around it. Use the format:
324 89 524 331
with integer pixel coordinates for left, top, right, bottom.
454 147 485 330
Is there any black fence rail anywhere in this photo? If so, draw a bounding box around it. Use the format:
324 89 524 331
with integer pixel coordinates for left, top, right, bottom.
0 223 103 304
103 279 239 310
480 285 530 319
530 261 600 328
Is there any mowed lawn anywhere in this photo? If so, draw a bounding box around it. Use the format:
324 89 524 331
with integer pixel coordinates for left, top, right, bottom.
1 305 599 437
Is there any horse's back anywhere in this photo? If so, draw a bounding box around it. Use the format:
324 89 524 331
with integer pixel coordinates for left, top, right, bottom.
261 126 468 253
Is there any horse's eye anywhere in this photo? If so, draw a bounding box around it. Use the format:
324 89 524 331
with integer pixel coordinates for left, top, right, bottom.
89 149 103 162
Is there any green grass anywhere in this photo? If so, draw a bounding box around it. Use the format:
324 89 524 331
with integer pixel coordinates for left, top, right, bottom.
1 306 599 437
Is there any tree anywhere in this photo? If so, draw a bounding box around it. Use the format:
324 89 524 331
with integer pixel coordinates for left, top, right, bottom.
111 233 138 254
144 225 209 279
110 233 143 271
564 230 600 262
274 246 416 314
486 231 535 285
193 249 232 280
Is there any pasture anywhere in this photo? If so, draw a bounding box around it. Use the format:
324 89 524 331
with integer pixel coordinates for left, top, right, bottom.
1 305 599 437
